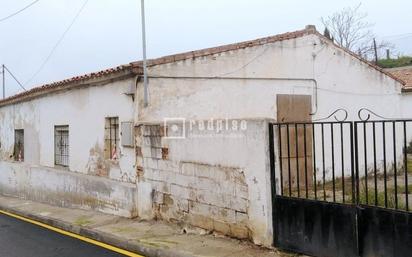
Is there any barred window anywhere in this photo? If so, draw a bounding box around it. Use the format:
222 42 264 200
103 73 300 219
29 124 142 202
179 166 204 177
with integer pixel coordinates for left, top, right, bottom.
14 129 24 162
55 125 69 167
105 117 119 160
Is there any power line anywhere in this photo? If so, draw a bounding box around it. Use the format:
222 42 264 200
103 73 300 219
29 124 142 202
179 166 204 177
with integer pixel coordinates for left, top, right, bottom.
4 65 26 91
24 0 89 86
0 0 40 23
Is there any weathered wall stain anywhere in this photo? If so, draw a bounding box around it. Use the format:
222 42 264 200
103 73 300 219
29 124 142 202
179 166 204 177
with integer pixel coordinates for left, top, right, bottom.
137 124 251 240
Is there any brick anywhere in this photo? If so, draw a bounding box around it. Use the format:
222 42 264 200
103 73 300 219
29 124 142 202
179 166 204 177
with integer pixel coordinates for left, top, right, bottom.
180 163 195 176
142 137 152 146
161 147 169 160
193 163 213 178
147 179 170 193
187 214 214 231
153 191 164 204
141 146 152 158
174 173 196 188
213 220 231 235
143 168 156 180
196 189 230 208
144 158 158 169
142 125 153 136
229 224 249 239
235 183 249 199
170 184 197 201
195 177 236 195
235 211 249 224
189 201 236 223
135 146 142 157
157 160 178 172
230 197 248 213
150 147 162 159
176 197 189 213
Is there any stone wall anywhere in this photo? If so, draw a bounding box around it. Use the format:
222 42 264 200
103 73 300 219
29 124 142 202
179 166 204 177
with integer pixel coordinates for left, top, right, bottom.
135 120 272 245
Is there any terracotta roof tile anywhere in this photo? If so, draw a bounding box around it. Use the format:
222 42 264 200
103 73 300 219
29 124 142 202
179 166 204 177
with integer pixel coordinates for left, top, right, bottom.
386 67 412 91
0 64 132 106
131 26 315 68
1 25 406 107
130 25 405 87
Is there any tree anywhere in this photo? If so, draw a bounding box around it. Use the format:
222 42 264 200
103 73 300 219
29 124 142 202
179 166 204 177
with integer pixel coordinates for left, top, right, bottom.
323 27 332 41
321 4 392 60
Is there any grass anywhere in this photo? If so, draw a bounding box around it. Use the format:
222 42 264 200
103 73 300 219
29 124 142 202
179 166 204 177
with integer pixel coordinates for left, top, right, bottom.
378 56 412 68
408 159 412 174
358 184 408 210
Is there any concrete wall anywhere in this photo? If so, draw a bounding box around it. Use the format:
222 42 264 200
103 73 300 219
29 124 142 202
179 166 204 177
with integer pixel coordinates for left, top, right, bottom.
136 120 272 245
0 162 137 217
0 77 138 216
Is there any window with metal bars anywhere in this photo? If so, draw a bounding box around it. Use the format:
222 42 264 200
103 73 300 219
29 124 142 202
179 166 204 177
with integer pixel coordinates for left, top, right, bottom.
14 129 24 162
104 117 119 160
54 125 69 167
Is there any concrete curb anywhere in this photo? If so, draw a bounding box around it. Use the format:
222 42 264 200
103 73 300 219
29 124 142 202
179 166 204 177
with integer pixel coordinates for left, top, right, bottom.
0 204 193 257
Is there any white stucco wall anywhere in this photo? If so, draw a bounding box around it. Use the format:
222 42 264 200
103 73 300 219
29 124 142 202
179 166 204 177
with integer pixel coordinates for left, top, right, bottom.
133 33 406 246
0 77 138 216
136 34 403 122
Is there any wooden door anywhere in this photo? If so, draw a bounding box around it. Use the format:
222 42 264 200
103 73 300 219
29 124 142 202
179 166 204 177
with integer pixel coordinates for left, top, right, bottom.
277 94 313 194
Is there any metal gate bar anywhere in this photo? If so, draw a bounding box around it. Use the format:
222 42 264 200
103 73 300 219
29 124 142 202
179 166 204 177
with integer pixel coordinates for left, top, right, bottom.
270 118 412 257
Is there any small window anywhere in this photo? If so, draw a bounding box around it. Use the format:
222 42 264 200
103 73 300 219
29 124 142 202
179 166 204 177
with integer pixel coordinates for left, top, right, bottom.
105 117 119 160
14 129 24 162
121 121 134 147
55 125 69 167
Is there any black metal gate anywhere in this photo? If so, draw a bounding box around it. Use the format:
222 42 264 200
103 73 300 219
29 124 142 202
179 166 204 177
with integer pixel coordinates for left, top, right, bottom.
269 112 412 257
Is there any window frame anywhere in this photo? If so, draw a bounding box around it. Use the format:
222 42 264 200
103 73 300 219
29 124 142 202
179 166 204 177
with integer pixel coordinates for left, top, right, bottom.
54 125 69 167
14 129 24 162
104 117 120 160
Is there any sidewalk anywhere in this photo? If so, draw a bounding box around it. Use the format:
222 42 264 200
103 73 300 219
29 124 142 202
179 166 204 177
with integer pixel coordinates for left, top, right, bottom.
0 195 295 257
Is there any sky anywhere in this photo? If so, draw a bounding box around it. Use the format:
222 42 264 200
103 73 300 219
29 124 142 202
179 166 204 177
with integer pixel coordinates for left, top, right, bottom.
0 0 411 97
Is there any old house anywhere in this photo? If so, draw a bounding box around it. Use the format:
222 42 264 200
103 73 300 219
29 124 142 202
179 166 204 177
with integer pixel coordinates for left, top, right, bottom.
0 25 409 248
386 65 412 110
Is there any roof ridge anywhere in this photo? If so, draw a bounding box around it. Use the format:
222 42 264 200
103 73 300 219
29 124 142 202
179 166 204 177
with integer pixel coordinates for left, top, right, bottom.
0 64 133 106
313 31 406 86
131 25 317 68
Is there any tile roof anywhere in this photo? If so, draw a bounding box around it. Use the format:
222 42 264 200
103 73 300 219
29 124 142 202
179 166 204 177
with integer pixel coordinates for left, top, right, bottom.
130 25 405 87
0 64 133 107
0 25 406 107
386 66 412 92
131 26 316 68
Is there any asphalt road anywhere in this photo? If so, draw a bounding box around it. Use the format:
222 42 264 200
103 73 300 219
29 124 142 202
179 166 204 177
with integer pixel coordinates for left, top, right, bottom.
0 213 127 257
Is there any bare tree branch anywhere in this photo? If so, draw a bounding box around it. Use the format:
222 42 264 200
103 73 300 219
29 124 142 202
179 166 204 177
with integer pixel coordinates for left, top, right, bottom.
321 4 393 60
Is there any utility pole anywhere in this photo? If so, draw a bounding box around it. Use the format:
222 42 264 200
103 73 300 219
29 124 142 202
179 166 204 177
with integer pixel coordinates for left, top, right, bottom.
2 64 5 99
373 38 378 64
141 0 148 107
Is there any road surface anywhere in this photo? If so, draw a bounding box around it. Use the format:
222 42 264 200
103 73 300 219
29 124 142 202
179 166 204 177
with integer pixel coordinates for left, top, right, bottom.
0 212 131 257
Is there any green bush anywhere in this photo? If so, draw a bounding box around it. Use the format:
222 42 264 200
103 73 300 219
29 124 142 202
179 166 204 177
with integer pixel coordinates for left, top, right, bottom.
407 140 412 154
378 56 412 68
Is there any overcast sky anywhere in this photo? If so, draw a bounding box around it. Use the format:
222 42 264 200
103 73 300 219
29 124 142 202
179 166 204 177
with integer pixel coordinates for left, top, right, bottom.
0 0 411 96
